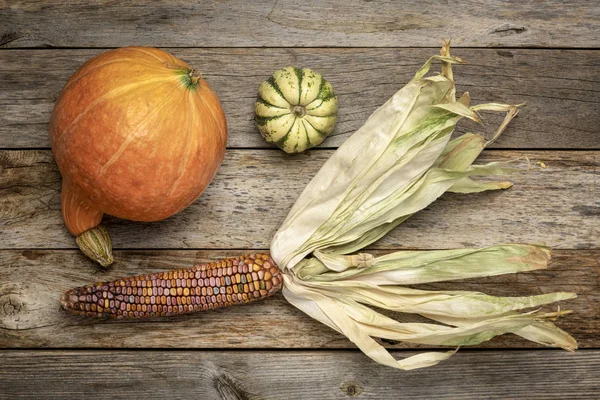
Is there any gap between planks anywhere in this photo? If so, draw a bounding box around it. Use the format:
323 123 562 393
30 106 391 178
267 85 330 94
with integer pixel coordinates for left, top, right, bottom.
2 46 600 50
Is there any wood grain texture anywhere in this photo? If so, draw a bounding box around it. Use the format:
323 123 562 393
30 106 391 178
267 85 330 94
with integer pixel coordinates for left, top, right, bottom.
0 249 596 349
1 150 597 250
1 0 599 48
1 48 599 149
0 350 598 399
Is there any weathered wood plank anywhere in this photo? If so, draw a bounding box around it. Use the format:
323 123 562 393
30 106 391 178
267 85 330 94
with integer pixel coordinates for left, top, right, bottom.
0 249 596 349
0 150 597 250
1 0 599 48
0 350 598 399
1 48 598 149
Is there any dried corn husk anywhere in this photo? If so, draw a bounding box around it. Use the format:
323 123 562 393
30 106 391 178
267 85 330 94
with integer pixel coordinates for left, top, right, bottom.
271 41 576 370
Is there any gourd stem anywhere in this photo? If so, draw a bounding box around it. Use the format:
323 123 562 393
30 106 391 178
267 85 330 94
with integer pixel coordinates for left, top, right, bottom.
291 105 306 118
76 225 114 268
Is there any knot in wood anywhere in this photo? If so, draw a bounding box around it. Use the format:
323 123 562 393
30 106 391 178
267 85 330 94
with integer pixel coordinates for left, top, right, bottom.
341 382 363 397
0 294 24 316
214 373 249 400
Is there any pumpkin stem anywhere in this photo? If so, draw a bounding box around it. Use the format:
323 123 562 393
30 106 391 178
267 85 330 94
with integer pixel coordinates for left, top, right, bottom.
76 226 114 269
189 69 202 87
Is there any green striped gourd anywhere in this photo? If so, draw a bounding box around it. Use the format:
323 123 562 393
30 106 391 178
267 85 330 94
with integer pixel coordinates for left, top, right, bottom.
255 66 338 153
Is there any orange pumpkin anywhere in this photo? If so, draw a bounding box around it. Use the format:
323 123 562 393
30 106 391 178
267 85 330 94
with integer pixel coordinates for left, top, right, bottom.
49 47 227 267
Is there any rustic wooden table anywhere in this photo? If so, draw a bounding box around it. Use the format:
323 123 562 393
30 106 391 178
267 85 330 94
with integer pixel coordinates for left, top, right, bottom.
1 1 599 399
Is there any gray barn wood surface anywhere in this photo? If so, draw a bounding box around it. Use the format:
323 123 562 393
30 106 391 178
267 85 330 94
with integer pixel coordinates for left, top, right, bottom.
1 0 599 48
0 350 598 399
1 150 597 249
0 0 599 398
1 49 599 149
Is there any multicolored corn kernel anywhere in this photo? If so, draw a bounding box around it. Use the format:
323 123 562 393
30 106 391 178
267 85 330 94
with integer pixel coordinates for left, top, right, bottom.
60 253 283 319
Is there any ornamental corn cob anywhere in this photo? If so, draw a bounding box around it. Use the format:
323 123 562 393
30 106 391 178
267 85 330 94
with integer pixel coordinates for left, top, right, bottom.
61 253 282 318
